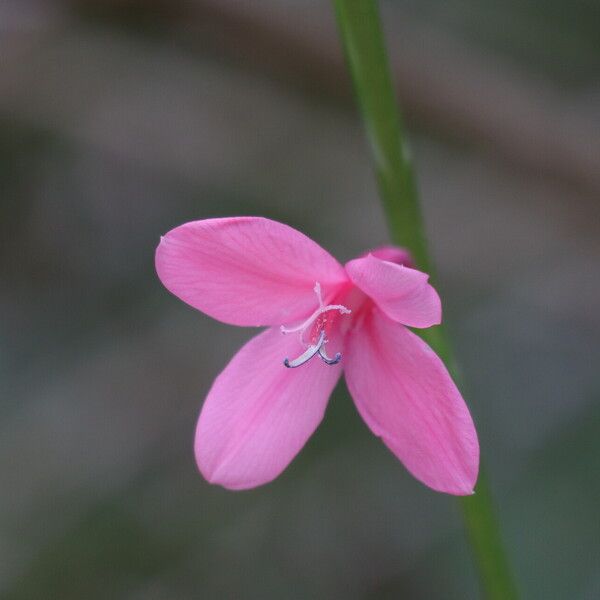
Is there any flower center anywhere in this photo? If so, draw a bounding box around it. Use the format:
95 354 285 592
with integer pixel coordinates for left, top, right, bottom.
281 282 351 368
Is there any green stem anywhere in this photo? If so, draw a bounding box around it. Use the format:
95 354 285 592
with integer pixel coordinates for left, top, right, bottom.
332 1 518 598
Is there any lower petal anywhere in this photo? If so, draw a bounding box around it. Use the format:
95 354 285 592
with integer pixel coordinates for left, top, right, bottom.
195 327 342 490
344 309 479 495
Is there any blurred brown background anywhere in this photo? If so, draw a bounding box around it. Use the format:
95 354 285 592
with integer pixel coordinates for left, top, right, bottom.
1 0 599 598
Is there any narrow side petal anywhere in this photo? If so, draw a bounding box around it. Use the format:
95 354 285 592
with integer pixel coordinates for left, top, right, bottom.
345 253 441 328
195 327 342 490
344 309 479 495
156 217 348 327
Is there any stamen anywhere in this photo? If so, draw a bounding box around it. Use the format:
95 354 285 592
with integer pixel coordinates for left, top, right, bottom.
284 330 326 368
280 304 351 336
280 282 349 336
281 281 350 368
318 346 342 365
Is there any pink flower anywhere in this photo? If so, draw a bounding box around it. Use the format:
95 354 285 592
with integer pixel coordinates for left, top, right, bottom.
155 217 479 494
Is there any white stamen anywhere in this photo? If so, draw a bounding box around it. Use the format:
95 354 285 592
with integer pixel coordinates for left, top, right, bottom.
281 280 349 335
318 345 342 365
279 304 351 337
280 282 350 368
284 330 326 368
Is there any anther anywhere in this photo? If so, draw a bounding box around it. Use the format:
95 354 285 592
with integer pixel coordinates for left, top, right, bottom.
283 330 344 368
284 330 326 368
318 346 342 365
281 282 350 368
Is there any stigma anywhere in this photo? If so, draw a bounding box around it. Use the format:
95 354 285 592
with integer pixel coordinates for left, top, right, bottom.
282 282 349 369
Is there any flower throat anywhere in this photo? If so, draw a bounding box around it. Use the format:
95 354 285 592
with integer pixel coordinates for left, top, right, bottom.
281 282 351 368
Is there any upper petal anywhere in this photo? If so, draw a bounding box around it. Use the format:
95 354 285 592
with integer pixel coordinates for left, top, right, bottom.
195 326 342 490
344 309 479 495
156 217 348 327
364 245 413 267
345 253 441 328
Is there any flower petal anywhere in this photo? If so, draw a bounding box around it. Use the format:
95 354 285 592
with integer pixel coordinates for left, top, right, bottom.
344 309 479 495
195 326 342 489
156 217 348 327
364 245 413 267
345 253 441 328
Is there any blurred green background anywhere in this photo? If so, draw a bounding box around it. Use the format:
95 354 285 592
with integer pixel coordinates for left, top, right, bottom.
1 1 599 598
